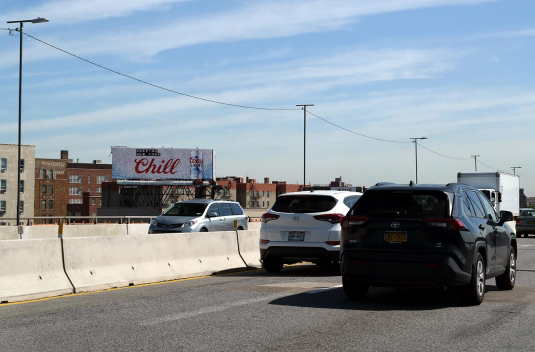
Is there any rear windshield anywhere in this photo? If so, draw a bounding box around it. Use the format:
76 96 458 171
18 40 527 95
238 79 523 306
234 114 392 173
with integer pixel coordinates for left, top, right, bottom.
271 195 337 213
163 203 207 216
521 210 535 217
349 190 450 219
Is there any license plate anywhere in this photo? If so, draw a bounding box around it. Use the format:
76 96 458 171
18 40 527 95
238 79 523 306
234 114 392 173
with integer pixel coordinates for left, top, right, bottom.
288 231 305 241
385 231 407 243
528 220 535 224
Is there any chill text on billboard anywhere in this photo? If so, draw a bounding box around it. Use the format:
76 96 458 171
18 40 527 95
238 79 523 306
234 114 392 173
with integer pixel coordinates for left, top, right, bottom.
134 158 180 175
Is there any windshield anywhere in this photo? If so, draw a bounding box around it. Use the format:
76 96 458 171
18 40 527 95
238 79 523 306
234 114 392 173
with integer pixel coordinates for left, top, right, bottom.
271 195 337 213
349 190 450 219
163 203 207 217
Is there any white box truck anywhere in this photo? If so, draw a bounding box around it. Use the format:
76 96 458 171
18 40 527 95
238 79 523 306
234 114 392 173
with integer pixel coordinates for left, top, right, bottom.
457 172 520 216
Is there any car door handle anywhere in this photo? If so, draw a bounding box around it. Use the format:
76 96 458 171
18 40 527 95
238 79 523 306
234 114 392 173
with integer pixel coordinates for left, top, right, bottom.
478 225 485 231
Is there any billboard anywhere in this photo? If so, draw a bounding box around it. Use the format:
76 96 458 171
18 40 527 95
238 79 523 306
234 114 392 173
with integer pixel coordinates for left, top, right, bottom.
112 147 215 180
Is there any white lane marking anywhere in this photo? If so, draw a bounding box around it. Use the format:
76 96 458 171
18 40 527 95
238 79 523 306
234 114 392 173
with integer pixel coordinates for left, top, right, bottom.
519 244 535 247
306 285 343 294
141 292 287 326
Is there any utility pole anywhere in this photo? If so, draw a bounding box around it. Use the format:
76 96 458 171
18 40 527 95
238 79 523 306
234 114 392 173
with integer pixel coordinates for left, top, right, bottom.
410 137 427 184
511 166 521 175
296 104 314 190
470 155 480 172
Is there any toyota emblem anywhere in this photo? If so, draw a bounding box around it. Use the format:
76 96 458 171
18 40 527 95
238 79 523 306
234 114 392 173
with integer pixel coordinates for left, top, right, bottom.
292 216 300 221
391 222 400 228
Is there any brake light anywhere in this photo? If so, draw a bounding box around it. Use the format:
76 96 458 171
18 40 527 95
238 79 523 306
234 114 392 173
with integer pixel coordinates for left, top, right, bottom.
424 218 465 230
261 213 280 223
260 239 270 244
314 214 344 224
516 218 524 224
325 241 340 246
341 216 369 227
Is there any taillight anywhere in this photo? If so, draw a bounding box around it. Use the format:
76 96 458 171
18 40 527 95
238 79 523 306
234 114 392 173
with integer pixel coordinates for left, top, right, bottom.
424 218 465 230
260 239 270 244
314 213 344 224
516 219 524 224
341 216 369 227
325 241 340 246
261 213 280 223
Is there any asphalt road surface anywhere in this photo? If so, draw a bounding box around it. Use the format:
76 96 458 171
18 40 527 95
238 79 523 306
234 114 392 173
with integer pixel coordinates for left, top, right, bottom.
2 239 535 352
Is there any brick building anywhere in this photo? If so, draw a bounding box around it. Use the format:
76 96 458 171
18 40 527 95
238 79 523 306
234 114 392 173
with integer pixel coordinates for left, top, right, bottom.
237 177 278 209
34 156 68 222
65 151 112 217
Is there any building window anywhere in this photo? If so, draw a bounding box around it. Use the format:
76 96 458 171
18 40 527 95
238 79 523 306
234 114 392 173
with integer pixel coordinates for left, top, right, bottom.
100 199 102 206
69 187 82 195
41 200 46 210
262 201 265 207
48 170 53 179
69 174 82 183
0 179 6 193
88 187 91 192
19 180 24 193
68 199 83 204
20 159 25 173
88 175 91 183
0 158 6 172
92 199 96 206
49 200 54 210
0 201 6 213
267 201 270 208
97 187 102 193
97 175 109 184
19 201 24 214
267 192 270 197
42 169 47 179
49 185 53 194
42 185 47 194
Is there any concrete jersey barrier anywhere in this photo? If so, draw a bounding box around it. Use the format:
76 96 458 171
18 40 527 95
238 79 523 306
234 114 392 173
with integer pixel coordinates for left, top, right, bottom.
63 232 247 292
0 239 73 303
237 230 261 268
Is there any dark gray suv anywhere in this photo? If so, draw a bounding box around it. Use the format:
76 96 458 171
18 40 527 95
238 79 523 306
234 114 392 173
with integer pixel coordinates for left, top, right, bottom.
340 183 517 305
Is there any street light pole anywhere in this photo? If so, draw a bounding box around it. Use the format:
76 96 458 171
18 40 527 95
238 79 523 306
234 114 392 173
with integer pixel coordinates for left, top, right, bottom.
410 137 427 184
7 17 49 234
471 155 480 172
296 104 314 190
511 166 521 175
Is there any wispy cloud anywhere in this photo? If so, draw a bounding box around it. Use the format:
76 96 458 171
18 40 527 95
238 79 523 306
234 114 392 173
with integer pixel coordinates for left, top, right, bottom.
1 0 191 25
470 28 535 40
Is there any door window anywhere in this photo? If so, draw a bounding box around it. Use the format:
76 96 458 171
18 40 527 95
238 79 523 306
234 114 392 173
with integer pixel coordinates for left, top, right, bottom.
219 203 233 216
343 195 361 208
230 203 244 215
207 204 220 217
466 191 485 218
478 192 498 222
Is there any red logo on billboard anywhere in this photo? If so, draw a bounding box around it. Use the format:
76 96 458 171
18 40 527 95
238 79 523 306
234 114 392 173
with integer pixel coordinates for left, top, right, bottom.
134 158 180 174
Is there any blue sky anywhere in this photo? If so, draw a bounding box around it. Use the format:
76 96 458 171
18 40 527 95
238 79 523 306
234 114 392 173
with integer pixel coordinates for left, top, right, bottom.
1 0 534 194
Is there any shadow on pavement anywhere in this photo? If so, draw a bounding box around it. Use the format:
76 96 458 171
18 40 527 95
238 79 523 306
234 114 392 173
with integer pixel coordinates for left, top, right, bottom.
269 284 471 311
223 263 342 278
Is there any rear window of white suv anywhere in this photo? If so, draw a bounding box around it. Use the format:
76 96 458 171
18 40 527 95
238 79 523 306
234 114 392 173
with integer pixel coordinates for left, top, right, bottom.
271 195 337 213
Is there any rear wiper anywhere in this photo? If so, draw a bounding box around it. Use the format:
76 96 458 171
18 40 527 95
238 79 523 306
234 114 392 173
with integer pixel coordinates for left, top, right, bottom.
368 211 400 219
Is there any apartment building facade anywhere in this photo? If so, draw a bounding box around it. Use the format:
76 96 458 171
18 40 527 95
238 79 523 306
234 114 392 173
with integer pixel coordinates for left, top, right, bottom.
66 154 112 217
34 157 68 222
0 143 35 223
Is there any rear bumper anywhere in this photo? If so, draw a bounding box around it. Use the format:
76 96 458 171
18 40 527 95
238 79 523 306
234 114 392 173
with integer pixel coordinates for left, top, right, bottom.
516 226 535 235
261 245 339 263
340 250 471 287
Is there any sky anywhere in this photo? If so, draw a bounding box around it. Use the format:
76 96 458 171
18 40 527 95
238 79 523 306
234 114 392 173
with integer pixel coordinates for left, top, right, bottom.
0 0 534 194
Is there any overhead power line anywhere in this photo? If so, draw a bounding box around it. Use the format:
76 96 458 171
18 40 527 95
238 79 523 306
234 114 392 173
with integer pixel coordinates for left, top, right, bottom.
18 31 299 111
417 143 472 160
307 110 411 144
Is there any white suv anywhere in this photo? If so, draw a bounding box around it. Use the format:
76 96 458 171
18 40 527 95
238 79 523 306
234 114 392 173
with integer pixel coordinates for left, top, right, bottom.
260 190 362 273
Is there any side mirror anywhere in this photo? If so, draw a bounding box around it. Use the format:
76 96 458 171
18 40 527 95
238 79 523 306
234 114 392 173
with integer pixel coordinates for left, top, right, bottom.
206 212 218 218
499 210 513 224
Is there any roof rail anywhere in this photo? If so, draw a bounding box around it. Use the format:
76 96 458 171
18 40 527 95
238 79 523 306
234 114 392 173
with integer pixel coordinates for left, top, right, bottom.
374 182 396 186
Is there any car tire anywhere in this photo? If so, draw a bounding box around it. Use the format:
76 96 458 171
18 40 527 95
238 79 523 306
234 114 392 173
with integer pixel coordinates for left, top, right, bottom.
342 277 369 300
263 257 283 273
200 228 208 232
461 253 485 306
495 248 516 290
